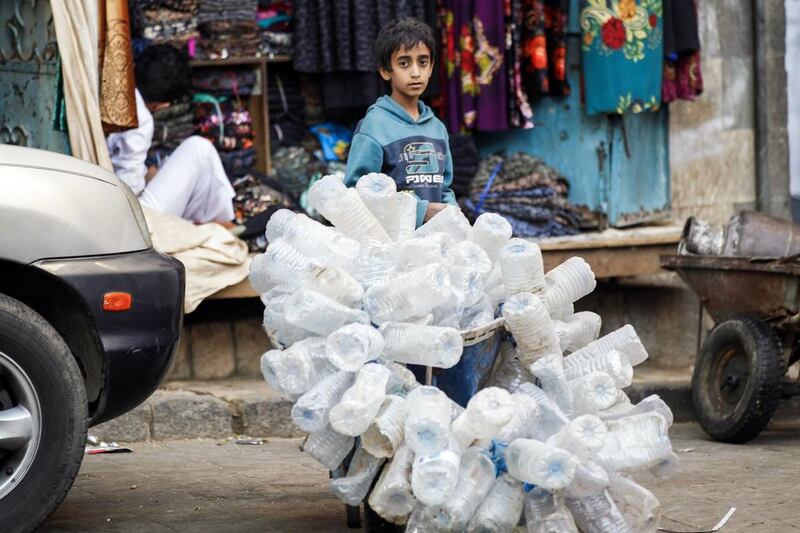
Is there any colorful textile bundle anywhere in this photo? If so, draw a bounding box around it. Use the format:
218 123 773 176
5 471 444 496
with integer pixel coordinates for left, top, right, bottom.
197 0 259 59
468 152 587 238
257 1 293 57
138 0 198 50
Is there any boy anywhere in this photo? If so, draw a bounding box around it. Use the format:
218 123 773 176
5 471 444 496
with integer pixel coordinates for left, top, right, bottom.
107 45 236 225
345 17 457 227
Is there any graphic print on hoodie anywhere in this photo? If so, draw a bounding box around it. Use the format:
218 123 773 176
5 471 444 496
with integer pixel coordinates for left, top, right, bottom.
345 95 456 227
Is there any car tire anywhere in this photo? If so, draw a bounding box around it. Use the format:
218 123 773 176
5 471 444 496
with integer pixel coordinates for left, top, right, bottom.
0 293 88 533
692 316 784 444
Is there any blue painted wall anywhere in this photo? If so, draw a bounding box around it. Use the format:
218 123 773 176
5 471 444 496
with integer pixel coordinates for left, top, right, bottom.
475 0 669 227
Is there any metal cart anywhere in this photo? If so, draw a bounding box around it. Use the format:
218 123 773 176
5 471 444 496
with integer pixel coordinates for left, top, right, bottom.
661 253 800 443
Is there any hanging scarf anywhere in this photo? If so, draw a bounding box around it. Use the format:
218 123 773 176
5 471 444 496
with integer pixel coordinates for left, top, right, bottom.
99 0 138 134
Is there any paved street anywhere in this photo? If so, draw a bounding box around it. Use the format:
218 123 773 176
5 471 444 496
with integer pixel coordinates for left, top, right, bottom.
41 424 800 532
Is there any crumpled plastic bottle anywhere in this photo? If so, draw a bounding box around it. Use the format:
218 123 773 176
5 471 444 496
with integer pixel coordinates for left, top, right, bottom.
503 293 561 365
304 424 355 471
380 322 463 369
285 288 369 336
468 212 513 262
542 257 597 312
565 324 649 368
500 238 545 295
404 386 453 456
554 311 602 354
260 336 335 397
607 473 661 533
329 363 391 436
367 444 417 524
504 438 578 490
466 472 525 533
330 446 386 506
291 370 355 432
361 394 407 458
565 490 631 533
411 437 462 505
302 264 364 309
364 263 451 324
415 204 471 242
595 412 673 472
451 387 515 448
524 487 579 533
325 323 385 372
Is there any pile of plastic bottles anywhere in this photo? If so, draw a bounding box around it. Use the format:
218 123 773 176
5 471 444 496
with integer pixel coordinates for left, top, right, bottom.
250 173 676 533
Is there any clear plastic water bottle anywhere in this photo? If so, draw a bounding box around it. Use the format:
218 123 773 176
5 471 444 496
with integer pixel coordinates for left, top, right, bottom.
291 370 355 432
303 264 364 308
260 336 335 397
550 303 575 322
404 386 453 456
430 286 466 329
411 438 461 505
604 394 673 428
650 451 680 479
502 293 561 366
262 290 313 348
487 342 528 393
356 173 399 237
468 212 513 262
380 322 463 369
364 263 451 324
415 204 471 242
565 491 631 533
264 239 321 289
450 240 493 278
330 446 386 506
504 438 578 490
450 265 485 308
303 424 355 470
248 252 274 294
564 350 633 389
285 288 370 336
566 324 649 368
395 233 454 272
361 394 407 458
395 192 418 242
596 412 672 472
280 213 361 271
367 444 417 524
564 460 610 499
385 363 420 395
264 208 296 243
500 238 545 295
466 472 525 533
542 257 597 312
423 447 496 531
531 354 575 416
516 382 570 440
353 239 396 288
524 487 579 533
325 323 385 372
554 311 602 354
329 363 391 436
460 295 496 330
308 175 391 242
451 387 515 448
495 393 541 443
548 415 609 463
570 371 619 415
484 265 508 308
607 473 661 533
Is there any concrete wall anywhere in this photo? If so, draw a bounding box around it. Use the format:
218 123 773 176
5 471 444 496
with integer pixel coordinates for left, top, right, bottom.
669 1 758 224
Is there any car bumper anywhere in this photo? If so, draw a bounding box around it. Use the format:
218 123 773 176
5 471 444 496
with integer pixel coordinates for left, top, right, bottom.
37 248 185 424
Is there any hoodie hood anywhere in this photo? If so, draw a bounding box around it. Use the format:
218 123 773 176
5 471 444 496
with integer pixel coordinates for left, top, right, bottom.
369 95 435 125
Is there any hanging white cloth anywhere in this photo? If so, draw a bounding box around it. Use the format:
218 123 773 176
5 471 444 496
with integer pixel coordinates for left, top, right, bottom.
50 1 113 170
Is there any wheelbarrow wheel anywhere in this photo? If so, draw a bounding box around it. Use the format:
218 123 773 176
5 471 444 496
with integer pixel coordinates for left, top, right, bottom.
692 316 785 443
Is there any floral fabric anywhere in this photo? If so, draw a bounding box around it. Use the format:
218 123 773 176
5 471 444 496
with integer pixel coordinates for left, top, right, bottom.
520 0 571 100
580 0 663 115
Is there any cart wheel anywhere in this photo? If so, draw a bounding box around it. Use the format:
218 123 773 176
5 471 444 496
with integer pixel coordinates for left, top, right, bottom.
692 316 785 443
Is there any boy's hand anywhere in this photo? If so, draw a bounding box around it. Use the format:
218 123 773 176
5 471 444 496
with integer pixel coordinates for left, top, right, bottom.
424 202 448 222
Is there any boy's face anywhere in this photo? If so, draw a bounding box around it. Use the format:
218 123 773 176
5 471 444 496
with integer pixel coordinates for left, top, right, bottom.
379 42 433 99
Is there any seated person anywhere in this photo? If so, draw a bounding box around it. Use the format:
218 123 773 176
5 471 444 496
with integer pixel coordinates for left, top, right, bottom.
107 45 235 225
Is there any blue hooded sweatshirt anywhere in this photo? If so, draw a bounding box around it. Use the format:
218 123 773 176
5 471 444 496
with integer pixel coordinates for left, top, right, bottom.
345 95 456 227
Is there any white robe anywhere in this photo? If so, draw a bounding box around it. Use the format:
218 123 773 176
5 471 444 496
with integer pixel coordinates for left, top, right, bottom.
107 90 235 223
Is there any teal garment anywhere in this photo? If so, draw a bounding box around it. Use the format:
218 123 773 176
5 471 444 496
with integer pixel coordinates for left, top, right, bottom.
345 95 456 227
580 0 664 115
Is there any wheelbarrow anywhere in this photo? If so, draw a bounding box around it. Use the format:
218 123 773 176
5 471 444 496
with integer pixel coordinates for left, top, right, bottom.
661 253 800 443
343 317 508 531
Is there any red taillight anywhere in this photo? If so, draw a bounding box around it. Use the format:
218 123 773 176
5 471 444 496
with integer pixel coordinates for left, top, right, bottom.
103 292 132 312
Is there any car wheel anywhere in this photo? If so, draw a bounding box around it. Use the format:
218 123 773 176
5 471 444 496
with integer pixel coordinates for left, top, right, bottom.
0 294 88 532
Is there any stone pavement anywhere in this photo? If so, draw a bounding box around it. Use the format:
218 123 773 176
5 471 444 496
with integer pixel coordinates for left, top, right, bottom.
42 424 800 532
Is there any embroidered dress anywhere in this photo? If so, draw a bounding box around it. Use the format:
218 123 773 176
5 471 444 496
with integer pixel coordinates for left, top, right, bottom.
520 0 571 100
580 0 663 115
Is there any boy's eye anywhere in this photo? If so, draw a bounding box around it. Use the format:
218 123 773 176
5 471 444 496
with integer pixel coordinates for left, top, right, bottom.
398 61 408 68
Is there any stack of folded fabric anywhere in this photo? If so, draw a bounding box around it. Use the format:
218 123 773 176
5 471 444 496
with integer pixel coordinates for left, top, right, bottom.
232 174 298 251
192 68 258 96
197 0 259 59
467 152 589 238
257 1 293 57
139 0 199 50
146 101 196 167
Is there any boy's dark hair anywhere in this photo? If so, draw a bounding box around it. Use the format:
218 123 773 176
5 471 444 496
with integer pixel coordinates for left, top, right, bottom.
374 17 436 71
134 44 191 103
